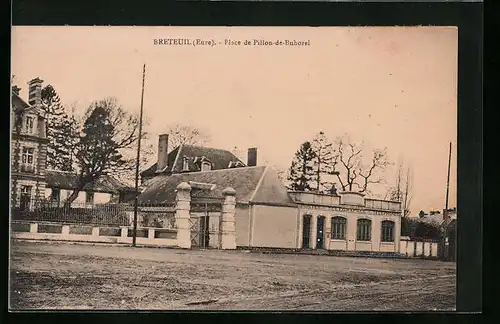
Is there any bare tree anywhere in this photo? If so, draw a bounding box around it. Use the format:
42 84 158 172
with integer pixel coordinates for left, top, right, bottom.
164 123 211 151
333 135 391 193
386 161 413 217
63 98 147 206
402 166 413 217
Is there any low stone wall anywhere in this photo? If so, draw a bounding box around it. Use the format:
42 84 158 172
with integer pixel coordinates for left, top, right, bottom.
399 238 440 259
10 221 178 247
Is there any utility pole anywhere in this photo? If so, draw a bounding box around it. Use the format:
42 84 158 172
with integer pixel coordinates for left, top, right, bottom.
132 64 146 247
445 142 452 220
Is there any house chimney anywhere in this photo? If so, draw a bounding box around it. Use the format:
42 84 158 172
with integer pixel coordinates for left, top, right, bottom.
12 86 21 95
27 78 44 106
247 148 257 167
156 134 169 172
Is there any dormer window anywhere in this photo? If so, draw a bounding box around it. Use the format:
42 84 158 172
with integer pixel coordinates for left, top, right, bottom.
182 157 189 171
25 116 34 134
228 161 245 168
201 161 212 172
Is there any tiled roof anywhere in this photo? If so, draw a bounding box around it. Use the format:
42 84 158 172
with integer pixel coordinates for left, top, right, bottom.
140 144 245 177
138 166 296 206
45 170 132 193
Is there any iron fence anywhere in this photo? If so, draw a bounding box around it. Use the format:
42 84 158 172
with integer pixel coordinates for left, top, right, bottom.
10 198 131 227
10 198 176 228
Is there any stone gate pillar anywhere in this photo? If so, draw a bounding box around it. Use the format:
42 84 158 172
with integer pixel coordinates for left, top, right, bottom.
220 187 236 250
175 182 192 249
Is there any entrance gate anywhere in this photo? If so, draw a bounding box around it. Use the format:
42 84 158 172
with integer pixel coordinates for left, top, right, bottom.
189 198 223 249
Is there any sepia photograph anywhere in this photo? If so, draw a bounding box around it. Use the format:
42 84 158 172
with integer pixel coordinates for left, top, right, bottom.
10 26 458 311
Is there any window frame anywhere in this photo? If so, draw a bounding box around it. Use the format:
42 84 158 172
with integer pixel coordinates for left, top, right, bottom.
51 189 61 203
182 157 189 171
25 116 35 134
21 185 32 195
381 220 395 243
201 161 212 171
21 147 35 165
331 216 347 240
356 218 372 242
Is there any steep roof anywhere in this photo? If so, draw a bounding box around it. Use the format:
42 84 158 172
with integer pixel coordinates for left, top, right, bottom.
45 170 133 193
138 166 296 206
11 92 44 116
140 144 245 177
140 146 180 177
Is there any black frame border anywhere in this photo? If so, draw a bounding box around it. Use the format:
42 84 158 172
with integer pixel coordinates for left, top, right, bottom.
8 0 483 320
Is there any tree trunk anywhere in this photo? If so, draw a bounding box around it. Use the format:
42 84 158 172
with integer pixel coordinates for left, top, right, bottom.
63 175 92 208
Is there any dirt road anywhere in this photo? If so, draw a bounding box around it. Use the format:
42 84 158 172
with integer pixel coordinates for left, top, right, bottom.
9 240 456 311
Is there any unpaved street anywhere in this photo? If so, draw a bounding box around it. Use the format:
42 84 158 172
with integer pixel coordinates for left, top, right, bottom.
9 240 456 311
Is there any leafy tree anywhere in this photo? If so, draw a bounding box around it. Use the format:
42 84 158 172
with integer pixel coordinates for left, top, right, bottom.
311 131 338 193
41 85 78 171
64 98 145 206
286 141 317 191
332 135 391 193
401 217 441 240
418 210 427 218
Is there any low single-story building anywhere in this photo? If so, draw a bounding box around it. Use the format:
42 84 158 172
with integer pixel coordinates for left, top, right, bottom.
44 170 135 206
138 165 403 252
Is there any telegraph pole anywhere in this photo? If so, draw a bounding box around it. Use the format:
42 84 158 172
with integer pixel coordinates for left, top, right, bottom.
445 142 452 219
132 64 146 247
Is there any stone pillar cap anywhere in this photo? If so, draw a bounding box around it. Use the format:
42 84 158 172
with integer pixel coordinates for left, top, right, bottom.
176 182 192 191
222 187 236 196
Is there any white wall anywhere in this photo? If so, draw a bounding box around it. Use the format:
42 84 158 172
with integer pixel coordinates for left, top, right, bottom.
235 205 250 247
400 238 440 258
250 205 298 248
45 188 113 206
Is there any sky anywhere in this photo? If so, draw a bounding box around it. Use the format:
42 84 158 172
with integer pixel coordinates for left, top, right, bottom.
11 26 458 215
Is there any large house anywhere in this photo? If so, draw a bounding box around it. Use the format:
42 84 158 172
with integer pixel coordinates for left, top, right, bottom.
140 134 253 183
11 78 49 210
11 78 135 210
138 135 403 252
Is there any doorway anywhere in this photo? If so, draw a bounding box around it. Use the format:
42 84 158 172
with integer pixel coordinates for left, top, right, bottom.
302 215 311 249
316 216 325 249
199 215 210 248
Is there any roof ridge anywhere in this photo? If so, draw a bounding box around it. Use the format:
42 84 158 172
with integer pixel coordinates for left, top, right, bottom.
181 144 243 155
168 165 265 176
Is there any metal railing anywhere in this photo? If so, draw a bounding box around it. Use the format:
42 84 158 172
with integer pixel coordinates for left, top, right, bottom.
10 198 176 228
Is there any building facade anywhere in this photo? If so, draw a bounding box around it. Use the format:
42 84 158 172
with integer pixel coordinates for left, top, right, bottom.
139 162 403 253
289 191 401 252
11 78 49 210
